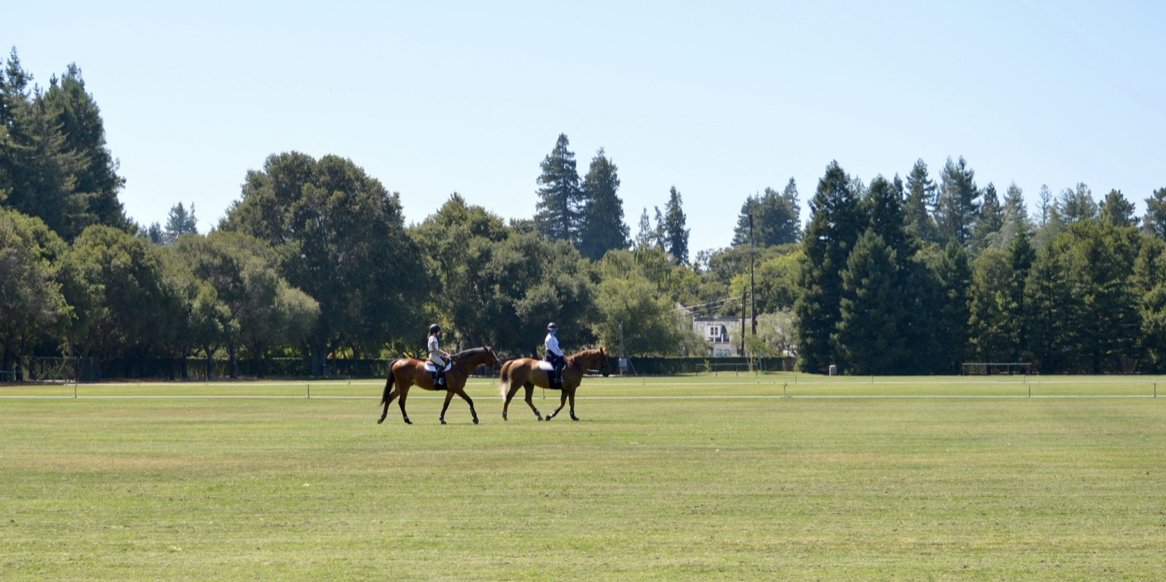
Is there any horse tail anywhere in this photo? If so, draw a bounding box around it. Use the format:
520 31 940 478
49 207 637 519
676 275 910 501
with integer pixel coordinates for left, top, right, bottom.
381 362 397 405
498 360 511 398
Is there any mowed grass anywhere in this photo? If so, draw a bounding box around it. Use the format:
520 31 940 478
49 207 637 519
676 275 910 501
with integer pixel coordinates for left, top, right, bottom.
2 375 1165 580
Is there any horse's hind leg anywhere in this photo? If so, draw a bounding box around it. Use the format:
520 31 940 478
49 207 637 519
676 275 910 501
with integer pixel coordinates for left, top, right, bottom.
379 387 399 424
398 385 413 425
523 383 543 421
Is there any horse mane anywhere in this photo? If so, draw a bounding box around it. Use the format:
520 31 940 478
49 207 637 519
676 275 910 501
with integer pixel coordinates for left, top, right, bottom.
452 347 488 360
566 348 604 366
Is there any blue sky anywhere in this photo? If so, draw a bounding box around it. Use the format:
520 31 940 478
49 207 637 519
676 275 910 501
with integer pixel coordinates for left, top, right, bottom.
4 1 1164 254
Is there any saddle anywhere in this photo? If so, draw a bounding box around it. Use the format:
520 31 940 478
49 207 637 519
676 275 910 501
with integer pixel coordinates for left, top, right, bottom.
424 362 453 373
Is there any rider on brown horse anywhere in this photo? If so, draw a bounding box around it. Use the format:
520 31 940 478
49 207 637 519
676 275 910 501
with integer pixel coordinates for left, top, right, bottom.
544 322 565 387
427 324 451 388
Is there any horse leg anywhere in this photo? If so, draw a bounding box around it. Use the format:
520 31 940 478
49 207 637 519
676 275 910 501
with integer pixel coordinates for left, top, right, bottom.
503 383 520 421
523 383 542 421
568 388 579 421
546 390 568 421
398 385 413 425
454 387 478 424
378 372 399 424
439 390 455 425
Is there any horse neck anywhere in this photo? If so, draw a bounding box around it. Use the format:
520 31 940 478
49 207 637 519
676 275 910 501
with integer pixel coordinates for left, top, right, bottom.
458 350 491 368
569 350 601 368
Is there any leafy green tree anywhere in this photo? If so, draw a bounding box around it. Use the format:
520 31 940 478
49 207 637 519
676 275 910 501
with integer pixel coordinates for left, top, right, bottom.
934 156 980 245
577 148 629 261
1060 220 1140 373
0 208 69 377
1143 187 1166 241
410 194 510 348
795 161 862 373
904 159 939 244
533 134 582 245
732 178 801 248
728 250 801 315
834 229 905 374
174 231 318 377
219 152 425 374
1099 189 1136 228
591 273 684 356
663 186 689 265
63 225 178 360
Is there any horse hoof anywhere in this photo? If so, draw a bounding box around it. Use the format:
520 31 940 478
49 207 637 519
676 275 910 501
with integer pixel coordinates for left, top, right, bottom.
473 417 479 425
571 416 580 421
377 417 385 425
404 418 413 425
440 419 447 425
502 413 508 421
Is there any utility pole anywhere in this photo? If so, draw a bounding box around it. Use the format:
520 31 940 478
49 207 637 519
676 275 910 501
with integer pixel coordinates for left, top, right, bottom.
749 213 756 336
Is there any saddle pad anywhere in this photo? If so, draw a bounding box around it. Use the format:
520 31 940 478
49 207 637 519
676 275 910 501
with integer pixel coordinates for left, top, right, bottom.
537 361 556 372
424 362 453 373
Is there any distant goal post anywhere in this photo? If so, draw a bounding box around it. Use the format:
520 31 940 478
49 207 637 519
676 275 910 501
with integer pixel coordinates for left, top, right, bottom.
961 362 1032 375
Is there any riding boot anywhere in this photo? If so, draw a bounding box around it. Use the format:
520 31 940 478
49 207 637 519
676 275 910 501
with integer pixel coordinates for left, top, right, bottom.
434 370 445 389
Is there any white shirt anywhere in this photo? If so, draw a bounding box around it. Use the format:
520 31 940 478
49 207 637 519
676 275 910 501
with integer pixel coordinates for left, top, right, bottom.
428 335 440 355
545 333 562 357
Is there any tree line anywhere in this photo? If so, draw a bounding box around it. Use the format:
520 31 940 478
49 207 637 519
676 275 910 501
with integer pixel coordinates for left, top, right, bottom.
794 158 1166 374
7 48 1166 379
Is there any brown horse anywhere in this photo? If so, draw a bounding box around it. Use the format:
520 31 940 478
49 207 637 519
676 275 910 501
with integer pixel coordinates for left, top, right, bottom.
498 348 609 421
378 347 499 425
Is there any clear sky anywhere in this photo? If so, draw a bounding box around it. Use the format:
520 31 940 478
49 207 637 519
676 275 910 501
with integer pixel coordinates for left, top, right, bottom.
4 1 1164 254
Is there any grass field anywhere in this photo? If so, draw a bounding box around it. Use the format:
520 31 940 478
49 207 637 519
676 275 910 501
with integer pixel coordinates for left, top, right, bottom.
2 373 1165 580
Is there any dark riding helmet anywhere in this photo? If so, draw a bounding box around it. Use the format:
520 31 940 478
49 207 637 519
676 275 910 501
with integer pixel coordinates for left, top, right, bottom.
547 322 557 331
429 323 441 334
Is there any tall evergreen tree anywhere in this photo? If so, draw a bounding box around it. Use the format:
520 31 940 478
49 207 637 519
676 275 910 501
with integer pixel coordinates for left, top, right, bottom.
731 178 801 247
1058 183 1097 224
533 134 582 245
1143 187 1166 240
934 156 980 245
1099 189 1136 228
663 186 689 265
904 159 938 244
577 148 628 261
163 202 198 244
931 240 972 372
968 249 1016 361
633 208 657 251
864 175 913 259
43 64 128 230
972 182 1004 251
795 161 862 373
834 229 905 374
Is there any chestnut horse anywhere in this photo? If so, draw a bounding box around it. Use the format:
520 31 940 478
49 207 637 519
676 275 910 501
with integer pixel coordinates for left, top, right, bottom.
378 347 499 425
498 348 609 421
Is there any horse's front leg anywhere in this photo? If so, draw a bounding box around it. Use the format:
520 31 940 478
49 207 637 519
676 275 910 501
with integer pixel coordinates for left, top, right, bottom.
453 388 478 424
439 390 455 424
568 388 579 421
545 389 568 421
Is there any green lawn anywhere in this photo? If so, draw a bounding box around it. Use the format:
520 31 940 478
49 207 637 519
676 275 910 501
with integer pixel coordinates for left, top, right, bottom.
2 375 1164 580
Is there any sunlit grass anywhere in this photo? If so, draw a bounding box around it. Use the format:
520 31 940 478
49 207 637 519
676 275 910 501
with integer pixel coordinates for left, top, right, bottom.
2 376 1164 580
